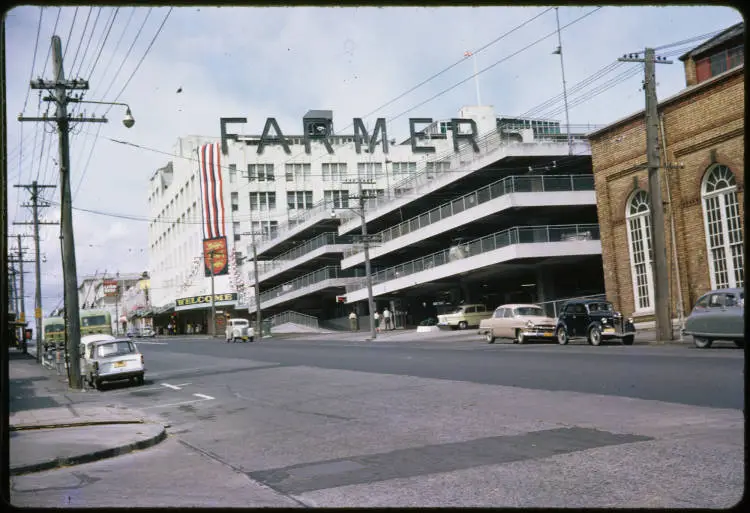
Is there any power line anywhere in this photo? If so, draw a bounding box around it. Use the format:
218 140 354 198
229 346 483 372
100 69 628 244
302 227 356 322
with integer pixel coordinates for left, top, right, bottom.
86 7 135 96
62 6 79 61
69 6 94 75
40 7 61 79
22 6 44 113
72 7 103 78
83 7 119 81
387 7 604 124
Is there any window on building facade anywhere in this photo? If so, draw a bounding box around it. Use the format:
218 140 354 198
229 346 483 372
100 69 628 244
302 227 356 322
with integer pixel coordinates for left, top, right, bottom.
231 192 239 212
702 164 744 289
248 164 275 181
249 192 276 211
287 191 314 209
626 190 654 312
357 162 383 181
251 220 279 238
322 163 347 181
391 162 417 179
426 161 451 178
695 45 744 83
285 163 311 182
363 188 385 199
324 190 349 209
229 164 236 184
233 221 241 242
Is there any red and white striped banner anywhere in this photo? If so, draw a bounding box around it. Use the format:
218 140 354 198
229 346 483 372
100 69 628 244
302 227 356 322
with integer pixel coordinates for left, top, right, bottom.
198 142 226 239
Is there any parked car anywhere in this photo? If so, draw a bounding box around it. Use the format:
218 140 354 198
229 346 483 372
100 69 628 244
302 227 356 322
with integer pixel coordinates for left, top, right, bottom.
478 304 558 344
225 318 254 342
683 288 744 349
555 299 636 346
437 304 490 330
138 327 156 338
79 335 145 389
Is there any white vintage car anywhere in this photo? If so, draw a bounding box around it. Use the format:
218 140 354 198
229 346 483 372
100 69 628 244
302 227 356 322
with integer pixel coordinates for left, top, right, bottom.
80 334 146 389
225 318 254 343
478 304 558 344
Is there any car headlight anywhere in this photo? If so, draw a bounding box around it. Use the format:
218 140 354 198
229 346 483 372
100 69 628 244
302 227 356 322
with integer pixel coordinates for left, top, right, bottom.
627 317 633 323
601 318 607 324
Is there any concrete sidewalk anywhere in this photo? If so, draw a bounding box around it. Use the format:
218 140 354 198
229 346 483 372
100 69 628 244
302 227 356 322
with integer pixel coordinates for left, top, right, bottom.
8 349 168 476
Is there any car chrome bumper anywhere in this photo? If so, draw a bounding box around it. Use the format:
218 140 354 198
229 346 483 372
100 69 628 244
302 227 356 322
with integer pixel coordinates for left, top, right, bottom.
521 329 556 339
95 369 144 382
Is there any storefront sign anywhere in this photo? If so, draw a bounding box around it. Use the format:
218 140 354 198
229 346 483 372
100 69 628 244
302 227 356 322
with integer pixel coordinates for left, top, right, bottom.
175 292 238 311
103 279 119 297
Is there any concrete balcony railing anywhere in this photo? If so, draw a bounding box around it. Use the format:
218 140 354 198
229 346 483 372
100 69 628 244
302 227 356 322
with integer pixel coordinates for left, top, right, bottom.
343 174 595 258
345 223 601 294
249 232 354 285
246 265 359 310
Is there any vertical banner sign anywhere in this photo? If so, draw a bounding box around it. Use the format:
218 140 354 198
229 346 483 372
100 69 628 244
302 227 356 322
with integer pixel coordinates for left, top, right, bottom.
198 142 229 276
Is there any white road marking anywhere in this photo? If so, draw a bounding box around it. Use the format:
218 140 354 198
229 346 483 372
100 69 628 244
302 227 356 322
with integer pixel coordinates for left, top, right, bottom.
133 341 168 345
193 393 214 400
161 383 182 390
142 397 214 410
174 383 192 387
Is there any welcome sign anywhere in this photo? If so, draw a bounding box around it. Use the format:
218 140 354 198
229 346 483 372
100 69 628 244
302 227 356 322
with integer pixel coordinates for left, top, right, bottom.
175 292 238 311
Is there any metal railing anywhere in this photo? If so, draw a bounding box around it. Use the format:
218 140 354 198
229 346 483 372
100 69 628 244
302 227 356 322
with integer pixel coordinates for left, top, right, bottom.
345 223 601 293
247 265 358 308
344 174 595 258
253 232 353 280
536 293 608 319
266 310 320 329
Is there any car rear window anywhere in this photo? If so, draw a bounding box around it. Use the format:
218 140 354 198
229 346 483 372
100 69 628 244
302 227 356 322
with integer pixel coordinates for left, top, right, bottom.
97 341 136 358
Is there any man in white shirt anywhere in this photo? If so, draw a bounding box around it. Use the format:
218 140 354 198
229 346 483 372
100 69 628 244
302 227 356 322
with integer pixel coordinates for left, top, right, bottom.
373 311 381 332
349 311 358 331
383 307 392 330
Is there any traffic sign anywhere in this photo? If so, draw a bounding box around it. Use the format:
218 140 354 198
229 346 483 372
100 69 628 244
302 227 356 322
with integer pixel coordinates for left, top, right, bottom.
35 308 42 319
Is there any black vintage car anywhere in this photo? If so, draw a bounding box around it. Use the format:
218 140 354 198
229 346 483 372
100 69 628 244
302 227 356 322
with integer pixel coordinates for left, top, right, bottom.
555 299 636 346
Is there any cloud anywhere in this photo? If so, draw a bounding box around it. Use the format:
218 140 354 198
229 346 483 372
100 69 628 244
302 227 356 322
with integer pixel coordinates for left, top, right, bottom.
5 4 743 315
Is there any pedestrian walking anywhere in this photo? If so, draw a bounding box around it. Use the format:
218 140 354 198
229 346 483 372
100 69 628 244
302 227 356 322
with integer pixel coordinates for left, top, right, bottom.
349 311 359 331
374 311 381 332
383 307 393 330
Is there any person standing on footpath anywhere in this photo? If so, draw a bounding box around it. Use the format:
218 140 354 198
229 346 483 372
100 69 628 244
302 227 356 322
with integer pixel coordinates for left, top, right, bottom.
349 311 358 332
373 310 381 333
383 307 393 330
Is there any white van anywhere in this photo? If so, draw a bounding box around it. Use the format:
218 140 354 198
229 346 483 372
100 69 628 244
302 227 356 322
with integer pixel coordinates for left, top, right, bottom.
80 334 146 389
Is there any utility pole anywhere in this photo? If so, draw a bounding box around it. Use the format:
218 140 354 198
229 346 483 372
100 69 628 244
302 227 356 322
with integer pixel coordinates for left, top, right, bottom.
342 178 378 340
14 181 58 362
19 35 107 389
9 240 34 352
240 231 264 338
209 250 217 337
619 48 673 342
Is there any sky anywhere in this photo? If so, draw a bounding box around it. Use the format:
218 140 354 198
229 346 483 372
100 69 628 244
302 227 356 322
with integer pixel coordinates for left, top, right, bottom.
3 4 743 319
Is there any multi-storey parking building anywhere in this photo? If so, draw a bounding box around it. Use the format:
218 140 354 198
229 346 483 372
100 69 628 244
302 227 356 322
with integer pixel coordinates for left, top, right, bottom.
147 105 608 333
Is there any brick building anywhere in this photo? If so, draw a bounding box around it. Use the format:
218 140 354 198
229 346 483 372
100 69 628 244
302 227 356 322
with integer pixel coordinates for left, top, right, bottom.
587 23 744 327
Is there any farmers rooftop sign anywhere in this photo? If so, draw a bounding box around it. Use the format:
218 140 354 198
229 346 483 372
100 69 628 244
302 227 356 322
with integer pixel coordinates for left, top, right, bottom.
220 116 481 156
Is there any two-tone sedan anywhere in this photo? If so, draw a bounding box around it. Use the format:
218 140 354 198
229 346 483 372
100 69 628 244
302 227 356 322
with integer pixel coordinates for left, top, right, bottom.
683 288 744 349
479 304 558 344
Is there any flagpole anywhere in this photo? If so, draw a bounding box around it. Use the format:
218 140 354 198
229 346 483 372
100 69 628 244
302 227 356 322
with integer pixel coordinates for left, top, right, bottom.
465 51 481 105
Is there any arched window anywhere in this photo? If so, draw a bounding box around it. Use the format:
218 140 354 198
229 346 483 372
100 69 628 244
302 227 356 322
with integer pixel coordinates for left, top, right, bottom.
626 190 654 311
702 165 743 289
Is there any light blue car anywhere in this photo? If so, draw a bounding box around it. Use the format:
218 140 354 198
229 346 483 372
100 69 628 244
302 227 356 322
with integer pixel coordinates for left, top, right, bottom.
683 288 744 349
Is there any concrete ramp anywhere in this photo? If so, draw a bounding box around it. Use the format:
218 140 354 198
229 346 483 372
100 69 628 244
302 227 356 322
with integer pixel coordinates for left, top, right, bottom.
271 322 335 334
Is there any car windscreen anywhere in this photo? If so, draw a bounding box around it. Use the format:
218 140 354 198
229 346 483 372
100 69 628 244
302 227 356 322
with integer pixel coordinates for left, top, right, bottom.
514 307 545 317
45 324 65 333
451 307 464 314
82 315 107 326
96 341 136 358
587 303 613 312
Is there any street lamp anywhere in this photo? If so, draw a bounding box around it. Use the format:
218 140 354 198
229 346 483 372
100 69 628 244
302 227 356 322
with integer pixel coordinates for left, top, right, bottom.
66 98 136 128
332 178 378 341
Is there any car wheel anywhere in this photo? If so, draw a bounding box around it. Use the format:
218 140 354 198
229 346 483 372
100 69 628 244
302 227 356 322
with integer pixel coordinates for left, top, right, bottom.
485 332 496 344
588 326 602 346
734 340 744 349
249 336 254 343
458 321 468 330
94 379 102 390
621 335 635 346
556 327 569 345
515 329 525 344
693 337 712 349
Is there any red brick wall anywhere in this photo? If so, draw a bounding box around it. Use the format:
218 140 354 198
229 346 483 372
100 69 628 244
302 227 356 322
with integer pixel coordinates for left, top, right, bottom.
590 69 744 320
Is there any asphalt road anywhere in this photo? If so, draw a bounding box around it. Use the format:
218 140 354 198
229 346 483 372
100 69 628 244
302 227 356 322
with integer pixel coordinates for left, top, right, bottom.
10 336 745 508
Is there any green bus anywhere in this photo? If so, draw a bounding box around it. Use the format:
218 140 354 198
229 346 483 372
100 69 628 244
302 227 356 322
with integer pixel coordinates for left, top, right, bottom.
80 310 113 336
43 317 66 349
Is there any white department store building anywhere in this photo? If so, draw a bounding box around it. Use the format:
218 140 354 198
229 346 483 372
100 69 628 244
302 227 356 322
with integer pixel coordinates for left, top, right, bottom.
148 106 606 332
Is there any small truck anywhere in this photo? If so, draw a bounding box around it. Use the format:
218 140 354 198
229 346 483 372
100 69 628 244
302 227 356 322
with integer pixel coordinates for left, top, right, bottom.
225 318 254 343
